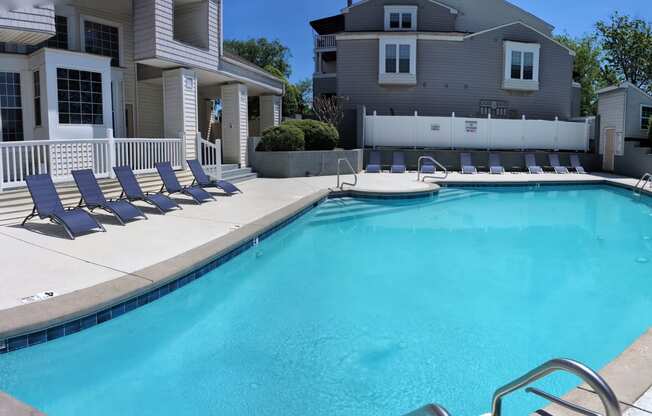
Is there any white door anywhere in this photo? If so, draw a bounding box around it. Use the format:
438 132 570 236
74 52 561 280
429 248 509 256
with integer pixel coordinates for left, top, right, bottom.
603 128 616 172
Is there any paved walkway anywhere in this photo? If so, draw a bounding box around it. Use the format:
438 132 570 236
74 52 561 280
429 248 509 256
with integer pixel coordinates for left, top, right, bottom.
0 172 645 311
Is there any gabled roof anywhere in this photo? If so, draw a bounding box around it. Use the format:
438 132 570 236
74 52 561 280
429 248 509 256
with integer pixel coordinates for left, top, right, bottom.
342 0 458 15
597 82 652 99
464 21 575 56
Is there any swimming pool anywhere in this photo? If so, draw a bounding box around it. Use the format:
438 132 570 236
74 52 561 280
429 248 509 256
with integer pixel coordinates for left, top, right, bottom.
0 185 651 416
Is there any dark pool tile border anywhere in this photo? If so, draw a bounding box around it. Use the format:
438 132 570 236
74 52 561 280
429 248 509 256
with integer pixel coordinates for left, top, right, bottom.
0 195 329 355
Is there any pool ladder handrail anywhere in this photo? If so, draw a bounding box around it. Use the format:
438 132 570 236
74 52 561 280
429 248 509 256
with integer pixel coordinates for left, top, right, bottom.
404 358 620 416
492 358 621 416
417 156 448 182
633 173 651 196
337 158 358 190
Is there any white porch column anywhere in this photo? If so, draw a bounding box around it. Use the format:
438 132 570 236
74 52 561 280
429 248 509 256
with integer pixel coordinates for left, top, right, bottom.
259 95 282 132
162 68 198 163
221 83 249 166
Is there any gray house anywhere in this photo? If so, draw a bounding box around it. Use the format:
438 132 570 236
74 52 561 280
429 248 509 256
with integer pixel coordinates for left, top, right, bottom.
598 82 652 175
311 0 581 145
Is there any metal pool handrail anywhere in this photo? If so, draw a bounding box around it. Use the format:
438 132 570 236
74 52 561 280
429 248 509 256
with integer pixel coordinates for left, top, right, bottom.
402 404 453 416
337 158 358 190
492 358 621 416
417 156 448 182
633 173 651 196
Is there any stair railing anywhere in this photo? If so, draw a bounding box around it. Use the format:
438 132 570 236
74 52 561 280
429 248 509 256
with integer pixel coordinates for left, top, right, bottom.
633 173 651 196
337 158 358 190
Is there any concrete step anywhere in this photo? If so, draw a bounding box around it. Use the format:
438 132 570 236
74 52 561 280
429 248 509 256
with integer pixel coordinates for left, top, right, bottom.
221 164 240 172
228 172 258 184
0 170 196 225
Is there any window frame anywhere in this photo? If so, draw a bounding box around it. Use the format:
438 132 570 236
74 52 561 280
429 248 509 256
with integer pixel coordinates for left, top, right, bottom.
641 104 652 131
379 36 417 85
384 6 417 31
56 67 104 126
0 72 24 142
33 71 41 127
80 15 124 68
503 41 540 91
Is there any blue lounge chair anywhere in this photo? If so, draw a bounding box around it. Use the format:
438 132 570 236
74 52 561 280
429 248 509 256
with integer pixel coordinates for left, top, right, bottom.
187 159 241 195
22 174 105 239
549 154 570 174
525 154 544 174
460 153 478 174
489 153 505 175
366 151 381 173
570 154 586 174
420 155 436 174
156 162 214 204
72 169 147 225
390 152 406 173
113 166 180 214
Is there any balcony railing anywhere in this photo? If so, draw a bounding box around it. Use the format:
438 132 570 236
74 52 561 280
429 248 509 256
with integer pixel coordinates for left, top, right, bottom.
315 34 336 50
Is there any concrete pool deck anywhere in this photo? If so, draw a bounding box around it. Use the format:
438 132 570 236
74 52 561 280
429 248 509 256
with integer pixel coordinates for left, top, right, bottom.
0 170 651 415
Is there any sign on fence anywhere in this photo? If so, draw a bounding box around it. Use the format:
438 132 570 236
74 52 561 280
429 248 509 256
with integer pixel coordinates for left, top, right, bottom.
364 113 591 151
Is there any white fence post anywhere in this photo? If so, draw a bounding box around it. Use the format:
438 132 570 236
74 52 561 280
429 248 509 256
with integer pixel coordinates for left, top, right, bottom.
450 112 455 149
179 131 186 169
413 111 418 149
554 116 559 151
487 113 492 150
107 128 116 178
584 118 590 152
521 115 526 151
372 111 377 149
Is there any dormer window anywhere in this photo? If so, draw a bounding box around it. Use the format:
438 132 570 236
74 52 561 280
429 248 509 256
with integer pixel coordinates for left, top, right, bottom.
384 6 417 31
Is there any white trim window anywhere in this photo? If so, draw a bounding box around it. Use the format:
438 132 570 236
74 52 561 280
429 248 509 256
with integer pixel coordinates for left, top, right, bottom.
503 41 540 91
641 105 652 131
384 6 417 31
379 37 417 85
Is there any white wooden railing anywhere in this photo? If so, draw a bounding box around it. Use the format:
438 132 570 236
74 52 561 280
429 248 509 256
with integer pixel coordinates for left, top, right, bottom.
0 137 184 191
114 138 183 175
196 134 222 180
315 34 336 50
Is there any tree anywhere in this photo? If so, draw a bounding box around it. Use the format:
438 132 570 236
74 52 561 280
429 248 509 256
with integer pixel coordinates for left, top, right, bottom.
596 13 652 93
224 38 292 78
263 66 299 117
294 79 313 116
313 96 345 131
556 34 604 115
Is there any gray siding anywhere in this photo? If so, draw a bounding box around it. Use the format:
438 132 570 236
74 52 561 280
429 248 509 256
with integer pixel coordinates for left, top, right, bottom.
0 5 55 44
173 2 209 49
133 0 220 72
437 0 554 34
345 0 456 32
314 77 337 97
337 25 573 121
625 87 652 139
597 90 626 137
571 84 581 118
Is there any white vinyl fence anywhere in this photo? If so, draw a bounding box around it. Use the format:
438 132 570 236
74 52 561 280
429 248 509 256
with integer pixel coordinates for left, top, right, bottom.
364 113 591 151
0 137 185 191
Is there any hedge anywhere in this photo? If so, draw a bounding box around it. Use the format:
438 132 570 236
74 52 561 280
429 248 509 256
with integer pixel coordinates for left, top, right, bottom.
284 119 339 151
256 124 305 151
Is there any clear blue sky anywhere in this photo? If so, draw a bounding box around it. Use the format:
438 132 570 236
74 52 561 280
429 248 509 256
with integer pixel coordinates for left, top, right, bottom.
223 0 651 84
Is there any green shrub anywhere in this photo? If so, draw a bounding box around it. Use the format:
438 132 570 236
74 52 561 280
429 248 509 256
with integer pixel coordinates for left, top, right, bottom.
284 119 339 151
256 124 305 151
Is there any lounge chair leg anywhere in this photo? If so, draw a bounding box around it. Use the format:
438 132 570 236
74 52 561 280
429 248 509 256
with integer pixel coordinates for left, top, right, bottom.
51 216 75 240
105 207 126 226
21 207 37 226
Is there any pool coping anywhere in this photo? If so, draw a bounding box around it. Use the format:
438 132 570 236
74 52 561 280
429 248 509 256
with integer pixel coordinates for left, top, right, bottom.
0 392 44 416
1 178 651 415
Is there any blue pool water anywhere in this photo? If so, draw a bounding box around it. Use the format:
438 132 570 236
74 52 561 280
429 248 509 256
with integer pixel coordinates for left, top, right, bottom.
1 185 651 416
